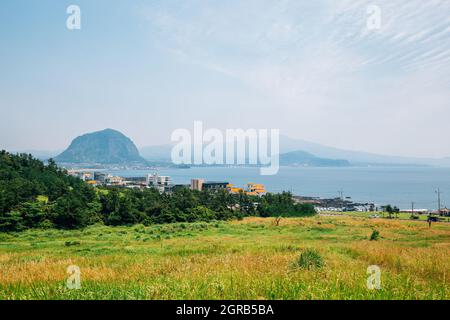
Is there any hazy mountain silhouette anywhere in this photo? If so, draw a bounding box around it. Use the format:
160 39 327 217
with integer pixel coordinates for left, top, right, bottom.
139 135 450 167
55 129 147 165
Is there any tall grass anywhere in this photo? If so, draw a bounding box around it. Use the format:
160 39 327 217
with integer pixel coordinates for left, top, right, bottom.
0 216 448 300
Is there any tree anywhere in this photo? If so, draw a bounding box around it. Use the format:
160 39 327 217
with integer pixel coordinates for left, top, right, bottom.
393 206 400 219
18 201 47 228
52 192 91 229
187 206 216 222
0 211 25 232
385 205 394 219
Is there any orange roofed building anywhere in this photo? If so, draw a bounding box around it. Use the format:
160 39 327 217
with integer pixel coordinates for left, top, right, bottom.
246 183 266 196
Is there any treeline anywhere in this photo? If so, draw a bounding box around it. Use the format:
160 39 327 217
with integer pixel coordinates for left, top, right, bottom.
0 151 316 231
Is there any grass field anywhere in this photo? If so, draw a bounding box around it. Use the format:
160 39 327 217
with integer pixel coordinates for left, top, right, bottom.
0 215 449 300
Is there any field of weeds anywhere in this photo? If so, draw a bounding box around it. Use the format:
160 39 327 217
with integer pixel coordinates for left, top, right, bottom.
0 216 448 300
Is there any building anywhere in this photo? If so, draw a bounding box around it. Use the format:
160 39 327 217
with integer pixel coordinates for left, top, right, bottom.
246 183 266 196
147 173 172 193
190 179 205 191
202 181 229 191
226 184 244 194
94 172 108 183
68 171 94 182
106 175 124 186
440 208 450 217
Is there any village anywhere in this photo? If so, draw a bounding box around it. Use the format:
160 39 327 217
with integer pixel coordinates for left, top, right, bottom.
67 170 267 196
67 170 450 219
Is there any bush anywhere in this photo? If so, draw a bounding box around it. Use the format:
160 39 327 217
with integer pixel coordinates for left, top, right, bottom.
370 230 380 241
296 249 324 270
64 240 81 246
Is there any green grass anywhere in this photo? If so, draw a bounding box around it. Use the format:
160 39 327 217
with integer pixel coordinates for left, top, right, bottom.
0 216 449 300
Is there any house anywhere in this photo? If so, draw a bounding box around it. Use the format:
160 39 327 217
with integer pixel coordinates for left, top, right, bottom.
106 175 124 186
246 183 266 196
227 184 244 194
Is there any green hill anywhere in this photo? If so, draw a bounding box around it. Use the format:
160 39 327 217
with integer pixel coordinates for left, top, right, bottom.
0 151 98 231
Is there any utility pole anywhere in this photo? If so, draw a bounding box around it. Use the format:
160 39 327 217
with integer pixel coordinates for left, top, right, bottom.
411 201 415 218
436 188 442 215
338 190 344 209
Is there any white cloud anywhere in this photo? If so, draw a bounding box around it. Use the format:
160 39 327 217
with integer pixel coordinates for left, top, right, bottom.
140 0 450 157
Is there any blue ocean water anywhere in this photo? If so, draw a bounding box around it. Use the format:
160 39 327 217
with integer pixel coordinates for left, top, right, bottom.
107 166 450 210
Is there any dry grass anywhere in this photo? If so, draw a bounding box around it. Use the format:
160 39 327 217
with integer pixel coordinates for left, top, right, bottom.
0 216 448 299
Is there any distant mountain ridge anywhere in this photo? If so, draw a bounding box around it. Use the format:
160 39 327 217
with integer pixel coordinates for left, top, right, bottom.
279 150 350 167
55 129 147 165
140 144 350 167
16 133 450 167
278 136 450 167
138 136 450 167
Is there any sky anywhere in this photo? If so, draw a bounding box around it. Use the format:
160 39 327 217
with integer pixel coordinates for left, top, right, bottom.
0 0 449 158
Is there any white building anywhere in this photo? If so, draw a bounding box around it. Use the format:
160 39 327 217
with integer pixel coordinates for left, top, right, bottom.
147 173 171 193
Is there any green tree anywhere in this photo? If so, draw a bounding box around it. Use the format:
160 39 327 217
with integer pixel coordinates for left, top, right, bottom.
52 193 91 229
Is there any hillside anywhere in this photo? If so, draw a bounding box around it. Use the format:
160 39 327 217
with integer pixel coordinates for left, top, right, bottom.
279 150 350 167
55 129 147 165
0 151 98 231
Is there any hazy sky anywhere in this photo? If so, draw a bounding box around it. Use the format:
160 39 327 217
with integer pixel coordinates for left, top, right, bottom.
1 0 449 158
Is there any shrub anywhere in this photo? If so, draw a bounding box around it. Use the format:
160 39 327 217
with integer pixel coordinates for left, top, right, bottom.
296 249 324 270
370 230 380 241
133 224 145 232
64 240 81 246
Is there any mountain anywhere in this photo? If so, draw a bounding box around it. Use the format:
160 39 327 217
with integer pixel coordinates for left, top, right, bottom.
279 150 350 167
279 136 450 167
139 144 350 167
139 135 450 167
55 129 147 165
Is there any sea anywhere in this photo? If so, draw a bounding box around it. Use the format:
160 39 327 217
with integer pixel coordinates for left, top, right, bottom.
106 166 450 210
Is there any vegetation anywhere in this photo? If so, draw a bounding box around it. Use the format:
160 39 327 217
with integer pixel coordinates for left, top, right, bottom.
296 249 324 270
0 151 315 232
385 205 400 219
2 151 447 300
0 216 448 299
370 230 380 241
